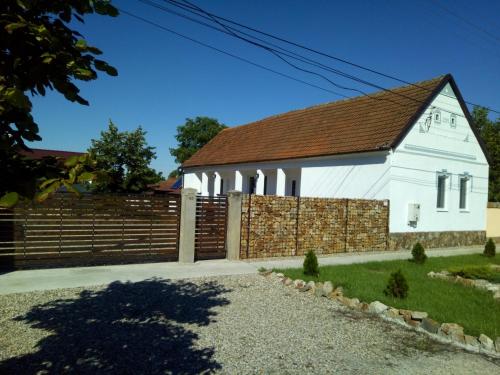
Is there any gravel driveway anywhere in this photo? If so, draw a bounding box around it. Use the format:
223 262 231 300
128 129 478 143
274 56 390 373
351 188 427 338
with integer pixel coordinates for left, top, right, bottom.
0 274 498 374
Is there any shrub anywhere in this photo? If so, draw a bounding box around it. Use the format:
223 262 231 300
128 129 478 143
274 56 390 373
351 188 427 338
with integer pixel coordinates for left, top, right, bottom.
411 242 427 264
484 238 496 258
303 250 319 277
384 269 409 299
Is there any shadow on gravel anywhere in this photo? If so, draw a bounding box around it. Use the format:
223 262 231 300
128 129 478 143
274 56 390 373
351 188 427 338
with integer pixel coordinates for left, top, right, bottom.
0 278 230 374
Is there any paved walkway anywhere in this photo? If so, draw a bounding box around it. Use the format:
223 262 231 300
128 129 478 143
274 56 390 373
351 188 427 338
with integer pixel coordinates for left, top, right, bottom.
0 246 483 294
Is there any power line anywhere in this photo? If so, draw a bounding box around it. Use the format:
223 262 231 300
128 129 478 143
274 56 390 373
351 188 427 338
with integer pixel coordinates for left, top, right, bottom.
140 0 413 107
163 0 500 115
117 8 349 99
166 0 419 105
431 0 500 45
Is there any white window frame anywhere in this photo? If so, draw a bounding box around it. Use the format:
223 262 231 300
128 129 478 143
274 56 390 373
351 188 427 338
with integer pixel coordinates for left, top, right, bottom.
459 174 470 212
433 109 441 124
450 113 457 128
436 172 449 211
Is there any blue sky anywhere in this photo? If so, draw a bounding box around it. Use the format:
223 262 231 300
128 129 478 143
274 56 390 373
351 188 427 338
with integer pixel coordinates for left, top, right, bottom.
30 0 500 176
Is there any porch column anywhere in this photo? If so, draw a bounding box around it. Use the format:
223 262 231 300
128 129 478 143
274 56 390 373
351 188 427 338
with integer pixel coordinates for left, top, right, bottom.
276 168 286 196
201 172 209 196
214 172 222 196
234 170 243 191
256 169 265 195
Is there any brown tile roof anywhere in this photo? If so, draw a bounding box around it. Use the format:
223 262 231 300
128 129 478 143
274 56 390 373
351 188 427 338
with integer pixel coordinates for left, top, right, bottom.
183 74 475 168
19 148 84 160
149 177 180 192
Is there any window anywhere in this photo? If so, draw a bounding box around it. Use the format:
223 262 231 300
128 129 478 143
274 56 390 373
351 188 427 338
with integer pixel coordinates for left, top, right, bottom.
459 177 468 210
249 176 255 194
291 180 296 197
263 175 268 195
450 114 456 128
434 109 441 124
436 174 447 209
220 179 224 195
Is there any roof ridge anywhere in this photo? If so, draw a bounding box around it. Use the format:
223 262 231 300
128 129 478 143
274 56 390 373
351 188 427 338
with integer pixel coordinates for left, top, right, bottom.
24 148 84 153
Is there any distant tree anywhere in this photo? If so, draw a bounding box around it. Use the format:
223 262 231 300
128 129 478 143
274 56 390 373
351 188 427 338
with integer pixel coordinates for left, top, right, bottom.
472 107 500 202
169 117 226 175
0 0 119 206
89 121 163 193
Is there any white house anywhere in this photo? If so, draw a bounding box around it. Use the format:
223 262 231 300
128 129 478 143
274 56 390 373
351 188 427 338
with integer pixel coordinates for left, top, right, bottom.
182 74 489 243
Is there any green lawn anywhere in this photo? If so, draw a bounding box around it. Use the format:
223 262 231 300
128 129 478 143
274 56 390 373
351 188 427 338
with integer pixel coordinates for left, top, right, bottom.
276 254 500 339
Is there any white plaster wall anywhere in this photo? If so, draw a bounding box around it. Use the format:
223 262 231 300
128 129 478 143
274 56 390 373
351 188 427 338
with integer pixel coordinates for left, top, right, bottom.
184 152 390 199
299 153 390 199
389 83 489 233
183 172 202 192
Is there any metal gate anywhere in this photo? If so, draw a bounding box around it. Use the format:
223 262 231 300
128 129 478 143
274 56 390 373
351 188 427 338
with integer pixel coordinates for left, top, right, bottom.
194 195 228 260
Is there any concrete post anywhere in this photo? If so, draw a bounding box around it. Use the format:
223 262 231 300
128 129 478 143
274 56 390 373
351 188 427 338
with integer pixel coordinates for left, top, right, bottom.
178 188 197 263
226 190 242 260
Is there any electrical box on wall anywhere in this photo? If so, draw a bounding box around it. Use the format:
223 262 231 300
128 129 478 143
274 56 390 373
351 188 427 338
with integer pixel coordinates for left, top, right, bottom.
408 203 420 226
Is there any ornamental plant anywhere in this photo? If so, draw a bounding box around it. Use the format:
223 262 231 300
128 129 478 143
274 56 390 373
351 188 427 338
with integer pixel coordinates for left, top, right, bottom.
484 238 496 258
303 250 319 277
384 269 409 299
411 242 427 264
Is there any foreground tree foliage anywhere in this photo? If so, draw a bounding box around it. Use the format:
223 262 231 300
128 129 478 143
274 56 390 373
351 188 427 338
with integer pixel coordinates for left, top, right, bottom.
472 106 500 202
88 121 163 193
169 117 226 177
0 0 119 206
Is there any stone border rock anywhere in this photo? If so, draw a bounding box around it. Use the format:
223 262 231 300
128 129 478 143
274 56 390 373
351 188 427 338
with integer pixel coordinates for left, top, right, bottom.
428 270 500 300
266 271 500 357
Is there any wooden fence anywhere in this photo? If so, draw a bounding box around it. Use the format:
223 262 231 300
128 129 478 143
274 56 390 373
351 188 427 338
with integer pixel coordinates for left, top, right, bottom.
0 193 181 269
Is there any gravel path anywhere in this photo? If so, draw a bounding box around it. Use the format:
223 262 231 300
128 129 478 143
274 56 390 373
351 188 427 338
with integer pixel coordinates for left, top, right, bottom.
0 274 498 374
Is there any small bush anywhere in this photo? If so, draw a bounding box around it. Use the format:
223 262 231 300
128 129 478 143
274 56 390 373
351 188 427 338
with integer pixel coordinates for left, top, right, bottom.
484 238 496 258
384 269 409 299
303 250 319 277
411 242 427 264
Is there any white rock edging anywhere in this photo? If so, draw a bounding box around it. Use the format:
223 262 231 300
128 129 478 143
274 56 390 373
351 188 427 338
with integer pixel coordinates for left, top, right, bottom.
261 271 500 358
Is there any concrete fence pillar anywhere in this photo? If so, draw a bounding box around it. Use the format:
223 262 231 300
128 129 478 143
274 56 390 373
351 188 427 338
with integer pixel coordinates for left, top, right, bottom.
226 190 242 260
178 188 197 263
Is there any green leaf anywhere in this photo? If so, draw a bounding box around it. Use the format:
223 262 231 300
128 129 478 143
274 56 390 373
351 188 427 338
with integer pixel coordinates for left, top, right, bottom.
75 39 87 49
39 178 59 189
5 22 26 33
68 168 77 184
64 155 79 167
77 171 95 183
5 88 30 109
0 192 19 208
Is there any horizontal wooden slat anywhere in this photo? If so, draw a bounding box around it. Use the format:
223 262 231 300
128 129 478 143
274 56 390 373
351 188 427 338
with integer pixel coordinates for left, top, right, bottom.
0 192 180 269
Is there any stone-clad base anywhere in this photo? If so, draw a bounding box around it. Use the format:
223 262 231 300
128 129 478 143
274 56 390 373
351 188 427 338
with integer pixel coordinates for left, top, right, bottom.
389 231 486 250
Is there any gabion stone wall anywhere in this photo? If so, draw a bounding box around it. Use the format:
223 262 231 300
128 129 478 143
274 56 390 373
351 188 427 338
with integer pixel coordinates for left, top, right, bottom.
240 194 390 259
